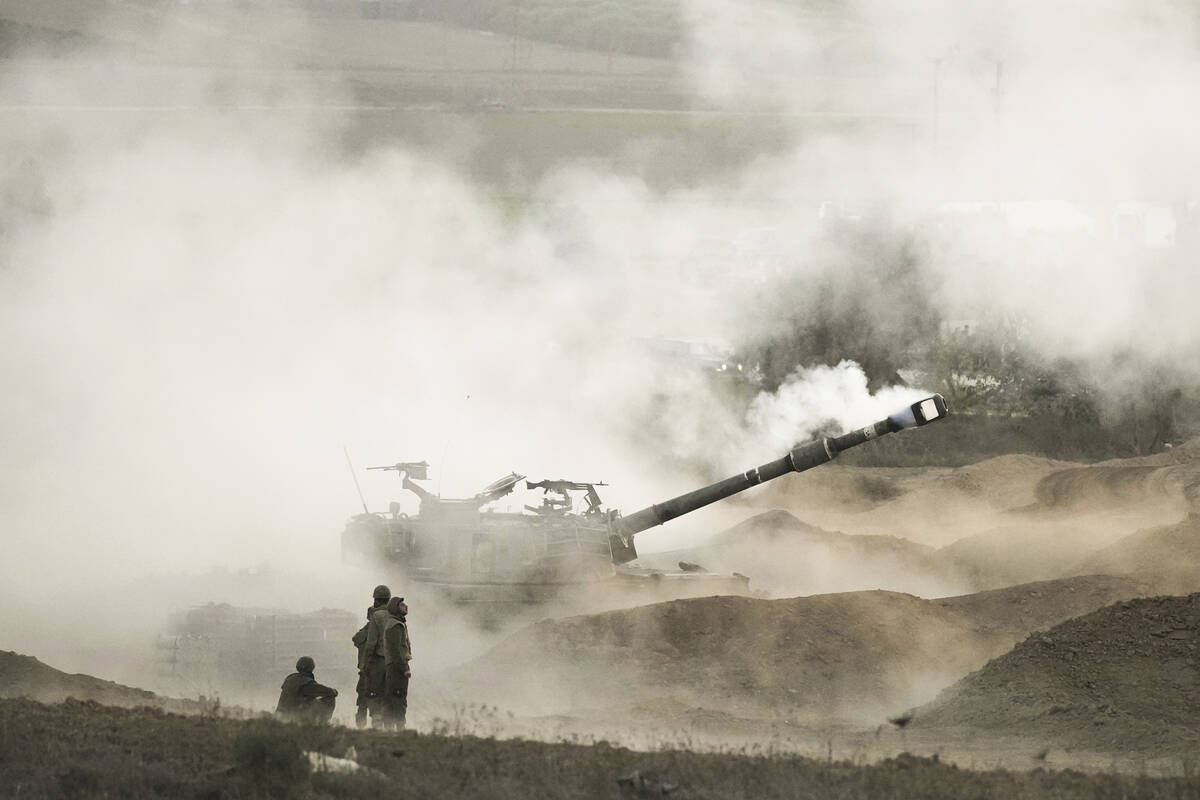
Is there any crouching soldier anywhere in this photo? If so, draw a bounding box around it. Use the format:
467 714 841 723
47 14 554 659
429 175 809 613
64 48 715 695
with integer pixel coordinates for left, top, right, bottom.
383 595 412 730
276 656 338 724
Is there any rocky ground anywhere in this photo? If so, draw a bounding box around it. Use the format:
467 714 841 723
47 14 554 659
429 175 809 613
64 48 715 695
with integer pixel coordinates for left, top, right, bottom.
912 593 1200 757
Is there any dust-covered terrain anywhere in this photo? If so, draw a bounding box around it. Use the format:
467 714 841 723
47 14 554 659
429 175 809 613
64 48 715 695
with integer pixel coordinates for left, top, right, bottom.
433 576 1151 734
0 651 200 713
8 437 1200 785
641 445 1200 599
7 433 1200 794
912 594 1200 759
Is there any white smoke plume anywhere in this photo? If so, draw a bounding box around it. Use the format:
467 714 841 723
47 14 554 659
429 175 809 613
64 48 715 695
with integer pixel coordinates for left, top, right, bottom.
745 360 928 455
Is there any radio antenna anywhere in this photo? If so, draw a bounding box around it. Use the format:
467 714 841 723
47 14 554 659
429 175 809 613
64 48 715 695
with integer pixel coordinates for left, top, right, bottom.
342 443 369 514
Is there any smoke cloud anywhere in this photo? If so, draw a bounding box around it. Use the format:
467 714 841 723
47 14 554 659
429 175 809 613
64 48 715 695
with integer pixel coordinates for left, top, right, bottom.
746 361 928 453
681 0 1200 360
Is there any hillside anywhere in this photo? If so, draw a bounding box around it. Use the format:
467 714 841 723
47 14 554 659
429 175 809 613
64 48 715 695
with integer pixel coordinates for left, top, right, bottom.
932 576 1150 636
637 508 972 599
441 573 1162 735
638 503 1161 601
1032 463 1197 511
1074 514 1200 595
5 697 1196 798
912 593 1200 754
932 514 1163 590
790 454 1071 547
923 451 1200 589
447 591 1008 725
0 650 199 713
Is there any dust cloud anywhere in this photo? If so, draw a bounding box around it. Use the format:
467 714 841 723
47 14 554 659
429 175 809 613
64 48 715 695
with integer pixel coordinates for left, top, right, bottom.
0 0 1197 718
0 3 754 682
681 0 1200 359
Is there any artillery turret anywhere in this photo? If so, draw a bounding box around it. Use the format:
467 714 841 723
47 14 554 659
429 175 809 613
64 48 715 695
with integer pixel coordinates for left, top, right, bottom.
340 394 947 603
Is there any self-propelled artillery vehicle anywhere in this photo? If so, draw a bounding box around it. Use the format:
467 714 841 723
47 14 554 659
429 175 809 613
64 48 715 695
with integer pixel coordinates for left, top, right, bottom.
340 395 948 604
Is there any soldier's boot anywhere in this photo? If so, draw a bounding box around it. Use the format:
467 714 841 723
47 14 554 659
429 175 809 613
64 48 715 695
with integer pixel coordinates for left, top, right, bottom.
355 706 368 729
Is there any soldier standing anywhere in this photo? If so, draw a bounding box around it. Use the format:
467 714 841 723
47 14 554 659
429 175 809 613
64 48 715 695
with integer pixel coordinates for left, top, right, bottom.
355 584 391 728
276 656 338 724
351 606 373 728
383 595 413 730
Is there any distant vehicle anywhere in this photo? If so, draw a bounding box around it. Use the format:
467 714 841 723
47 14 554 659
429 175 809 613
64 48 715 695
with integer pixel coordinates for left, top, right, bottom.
340 395 949 605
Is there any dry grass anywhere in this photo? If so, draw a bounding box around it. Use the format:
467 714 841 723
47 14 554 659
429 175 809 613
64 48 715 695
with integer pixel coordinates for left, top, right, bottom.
4 697 1200 799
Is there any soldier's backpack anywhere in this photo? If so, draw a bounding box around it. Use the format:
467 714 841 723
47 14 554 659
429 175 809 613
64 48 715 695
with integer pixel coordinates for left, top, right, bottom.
351 624 368 649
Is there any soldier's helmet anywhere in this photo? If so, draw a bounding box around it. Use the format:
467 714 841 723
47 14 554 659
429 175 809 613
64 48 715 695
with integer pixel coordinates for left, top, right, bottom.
373 584 391 601
296 656 315 672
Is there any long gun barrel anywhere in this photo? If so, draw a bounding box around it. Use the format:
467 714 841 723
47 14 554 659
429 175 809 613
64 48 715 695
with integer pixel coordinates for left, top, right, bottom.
608 394 948 563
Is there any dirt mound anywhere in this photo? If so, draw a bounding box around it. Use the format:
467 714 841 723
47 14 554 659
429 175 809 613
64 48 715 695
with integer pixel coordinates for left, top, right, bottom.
639 509 971 598
933 576 1151 636
933 517 1150 590
912 594 1200 754
953 454 1073 508
1094 436 1200 468
1074 514 1200 595
934 462 1190 588
0 651 195 712
1033 465 1182 510
759 464 954 515
802 451 1193 549
447 590 1012 724
1026 441 1200 513
446 576 1160 730
710 510 931 559
816 456 1065 547
766 455 1063 518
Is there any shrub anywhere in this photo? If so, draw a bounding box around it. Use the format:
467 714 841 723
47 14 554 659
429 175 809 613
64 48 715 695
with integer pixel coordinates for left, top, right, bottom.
232 725 311 798
58 765 101 796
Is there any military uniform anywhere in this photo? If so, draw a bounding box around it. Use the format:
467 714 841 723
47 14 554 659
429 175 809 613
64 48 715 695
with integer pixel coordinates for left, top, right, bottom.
352 604 383 727
276 658 337 724
383 596 413 730
357 585 392 728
